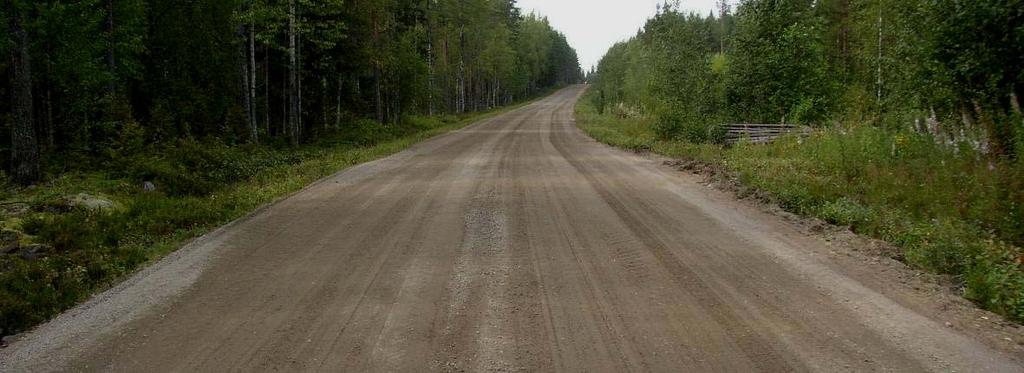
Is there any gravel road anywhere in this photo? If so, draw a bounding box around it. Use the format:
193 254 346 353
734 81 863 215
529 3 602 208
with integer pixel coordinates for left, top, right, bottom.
2 86 1022 372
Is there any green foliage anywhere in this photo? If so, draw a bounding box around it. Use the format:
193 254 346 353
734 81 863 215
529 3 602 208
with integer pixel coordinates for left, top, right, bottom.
115 141 303 197
585 0 1024 320
578 97 1024 321
0 0 582 166
728 0 835 125
655 109 724 144
0 102 521 336
0 0 583 334
590 0 1023 149
966 241 1024 319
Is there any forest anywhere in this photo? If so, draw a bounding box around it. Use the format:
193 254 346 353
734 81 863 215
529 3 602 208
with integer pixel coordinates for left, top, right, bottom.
0 0 583 185
583 0 1024 320
0 0 581 336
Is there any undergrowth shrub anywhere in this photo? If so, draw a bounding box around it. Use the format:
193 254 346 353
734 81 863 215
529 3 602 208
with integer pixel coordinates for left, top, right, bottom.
656 110 721 144
1 104 499 336
577 96 1024 321
966 241 1024 318
115 140 304 197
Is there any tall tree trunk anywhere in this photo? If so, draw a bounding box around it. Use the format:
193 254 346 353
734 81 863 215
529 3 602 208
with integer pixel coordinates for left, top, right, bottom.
45 83 54 150
375 63 383 123
321 77 328 132
372 8 384 124
335 74 342 130
718 0 726 54
105 0 116 99
876 3 883 106
43 48 55 150
1011 90 1021 116
264 46 270 136
287 0 298 145
249 22 258 140
457 28 467 114
237 23 256 143
426 0 435 116
376 63 385 122
296 21 303 139
8 0 40 185
281 61 287 138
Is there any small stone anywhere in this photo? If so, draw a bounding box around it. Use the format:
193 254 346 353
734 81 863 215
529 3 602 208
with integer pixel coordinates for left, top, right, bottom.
143 181 157 193
945 322 953 327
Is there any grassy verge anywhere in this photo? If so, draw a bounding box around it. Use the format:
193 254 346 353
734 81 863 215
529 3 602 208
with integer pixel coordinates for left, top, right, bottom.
575 99 1024 321
0 101 530 337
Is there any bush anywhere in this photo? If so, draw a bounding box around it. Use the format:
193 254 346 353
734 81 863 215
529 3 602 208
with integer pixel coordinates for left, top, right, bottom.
1 100 498 337
655 110 723 144
816 198 872 227
113 140 304 197
578 95 1024 322
966 241 1024 320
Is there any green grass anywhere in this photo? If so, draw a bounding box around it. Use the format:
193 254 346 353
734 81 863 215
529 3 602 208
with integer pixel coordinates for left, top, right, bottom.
575 99 1024 321
0 104 527 337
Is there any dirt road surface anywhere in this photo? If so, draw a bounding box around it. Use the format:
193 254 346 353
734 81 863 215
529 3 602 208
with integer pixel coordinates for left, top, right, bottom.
2 86 1022 372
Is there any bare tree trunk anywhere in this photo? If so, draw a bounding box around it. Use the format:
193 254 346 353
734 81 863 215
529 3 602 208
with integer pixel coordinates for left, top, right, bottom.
443 34 452 113
249 22 258 141
296 20 303 140
45 83 54 149
281 61 287 137
372 9 384 124
8 0 40 185
458 29 466 114
717 0 728 54
105 0 116 99
1010 90 1021 115
264 46 270 135
287 0 298 145
322 77 328 132
335 74 342 130
426 0 435 116
375 63 384 123
237 23 256 143
43 47 55 150
876 3 883 106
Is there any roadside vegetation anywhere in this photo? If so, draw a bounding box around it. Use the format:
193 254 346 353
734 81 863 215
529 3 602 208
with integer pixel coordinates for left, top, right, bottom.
0 0 582 337
583 0 1024 321
0 109 526 338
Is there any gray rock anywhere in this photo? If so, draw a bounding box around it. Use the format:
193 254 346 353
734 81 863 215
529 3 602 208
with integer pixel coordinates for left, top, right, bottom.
1 333 17 348
0 230 20 254
143 181 157 192
0 202 30 217
17 244 53 261
66 193 115 211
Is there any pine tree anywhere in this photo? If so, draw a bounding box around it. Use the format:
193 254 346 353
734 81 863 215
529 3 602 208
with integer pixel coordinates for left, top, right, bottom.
7 0 40 185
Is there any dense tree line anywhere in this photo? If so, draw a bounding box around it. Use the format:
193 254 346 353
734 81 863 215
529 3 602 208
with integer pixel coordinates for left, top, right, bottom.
589 0 1023 157
0 0 583 185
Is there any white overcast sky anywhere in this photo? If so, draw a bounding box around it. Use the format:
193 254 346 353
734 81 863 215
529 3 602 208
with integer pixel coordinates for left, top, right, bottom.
516 0 725 71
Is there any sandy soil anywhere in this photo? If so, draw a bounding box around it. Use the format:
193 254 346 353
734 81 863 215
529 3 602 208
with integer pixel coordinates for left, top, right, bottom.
2 86 1022 372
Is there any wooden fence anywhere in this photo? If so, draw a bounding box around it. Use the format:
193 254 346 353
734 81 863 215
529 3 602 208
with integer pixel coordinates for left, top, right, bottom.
722 124 811 145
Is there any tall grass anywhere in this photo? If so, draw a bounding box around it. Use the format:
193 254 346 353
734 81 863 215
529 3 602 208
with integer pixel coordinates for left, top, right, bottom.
575 100 1024 321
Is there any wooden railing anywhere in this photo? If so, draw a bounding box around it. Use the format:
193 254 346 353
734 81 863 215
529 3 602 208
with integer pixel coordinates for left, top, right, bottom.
722 124 810 145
